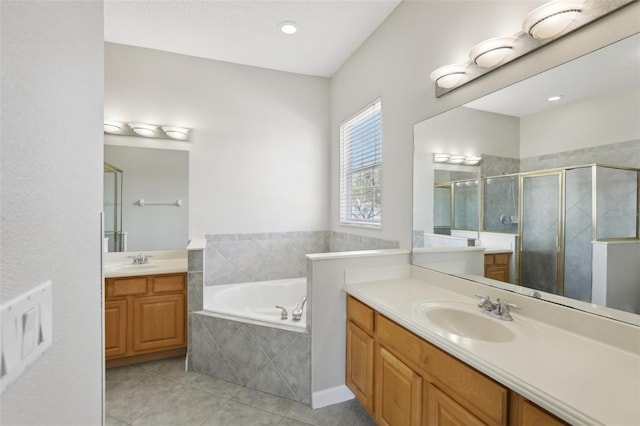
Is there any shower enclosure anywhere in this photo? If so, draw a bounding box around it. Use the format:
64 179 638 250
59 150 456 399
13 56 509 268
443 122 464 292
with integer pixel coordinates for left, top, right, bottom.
103 163 125 252
437 163 639 304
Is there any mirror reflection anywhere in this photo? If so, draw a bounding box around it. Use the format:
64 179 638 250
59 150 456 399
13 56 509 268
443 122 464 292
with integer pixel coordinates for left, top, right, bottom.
413 33 640 321
103 145 189 252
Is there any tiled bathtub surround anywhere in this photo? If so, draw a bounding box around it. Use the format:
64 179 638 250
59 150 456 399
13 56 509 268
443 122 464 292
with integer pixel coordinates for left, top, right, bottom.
190 312 311 404
204 231 398 286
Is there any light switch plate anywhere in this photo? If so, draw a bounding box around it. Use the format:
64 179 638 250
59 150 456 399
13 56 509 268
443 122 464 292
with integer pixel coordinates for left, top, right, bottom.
0 281 52 394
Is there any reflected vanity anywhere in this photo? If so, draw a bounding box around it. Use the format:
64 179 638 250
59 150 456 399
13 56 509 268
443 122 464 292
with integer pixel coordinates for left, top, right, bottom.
413 33 640 322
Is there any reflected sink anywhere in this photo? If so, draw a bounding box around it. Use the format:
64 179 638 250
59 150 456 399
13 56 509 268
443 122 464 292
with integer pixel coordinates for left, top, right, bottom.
417 302 515 342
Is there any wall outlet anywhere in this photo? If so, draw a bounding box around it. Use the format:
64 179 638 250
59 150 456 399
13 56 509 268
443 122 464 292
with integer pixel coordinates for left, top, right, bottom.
0 281 52 394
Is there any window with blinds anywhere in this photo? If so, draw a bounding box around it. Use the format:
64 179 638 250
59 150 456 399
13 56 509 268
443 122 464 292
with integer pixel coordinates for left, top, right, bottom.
339 98 382 226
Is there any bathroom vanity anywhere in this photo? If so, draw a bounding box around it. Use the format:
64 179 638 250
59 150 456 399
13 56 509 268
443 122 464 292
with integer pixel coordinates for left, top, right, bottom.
104 251 188 367
344 266 639 426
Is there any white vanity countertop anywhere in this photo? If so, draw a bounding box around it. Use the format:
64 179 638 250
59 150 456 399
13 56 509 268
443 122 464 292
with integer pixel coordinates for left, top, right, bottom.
482 248 512 254
344 273 640 426
104 250 188 278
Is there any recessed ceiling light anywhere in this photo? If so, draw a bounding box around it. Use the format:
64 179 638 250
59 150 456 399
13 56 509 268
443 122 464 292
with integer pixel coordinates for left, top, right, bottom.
279 21 298 35
547 95 564 102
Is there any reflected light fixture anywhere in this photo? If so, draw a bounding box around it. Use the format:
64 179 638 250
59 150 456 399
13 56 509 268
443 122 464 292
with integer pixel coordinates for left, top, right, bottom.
430 64 468 89
464 156 482 165
547 94 564 102
433 153 482 166
161 126 190 140
469 36 517 68
128 123 157 137
279 21 298 35
433 153 451 163
448 155 466 164
523 0 584 40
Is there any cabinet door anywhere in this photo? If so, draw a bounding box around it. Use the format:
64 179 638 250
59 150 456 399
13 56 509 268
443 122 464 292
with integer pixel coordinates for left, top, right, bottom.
520 400 567 426
347 321 374 413
486 265 509 282
376 346 422 426
132 294 186 353
105 299 128 358
426 383 484 426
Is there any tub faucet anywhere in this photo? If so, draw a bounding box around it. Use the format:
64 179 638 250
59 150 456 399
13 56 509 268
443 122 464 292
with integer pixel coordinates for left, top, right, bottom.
292 296 307 321
275 306 288 320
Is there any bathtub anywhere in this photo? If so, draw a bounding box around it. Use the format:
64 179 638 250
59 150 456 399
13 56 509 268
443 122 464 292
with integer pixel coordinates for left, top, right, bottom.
203 277 307 331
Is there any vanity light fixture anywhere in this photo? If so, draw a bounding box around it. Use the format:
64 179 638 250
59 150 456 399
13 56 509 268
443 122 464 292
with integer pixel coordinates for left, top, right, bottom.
279 21 298 35
430 0 632 97
464 156 483 165
104 120 192 141
161 126 190 140
430 64 468 89
523 0 584 40
433 153 451 163
103 120 123 134
433 153 482 166
128 123 157 137
469 36 517 68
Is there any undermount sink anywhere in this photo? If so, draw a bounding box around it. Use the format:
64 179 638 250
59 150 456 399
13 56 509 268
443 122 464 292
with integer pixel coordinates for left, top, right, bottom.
416 302 515 342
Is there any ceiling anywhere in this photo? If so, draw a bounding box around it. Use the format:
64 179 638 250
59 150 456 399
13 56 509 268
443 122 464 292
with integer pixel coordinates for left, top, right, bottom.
104 0 401 78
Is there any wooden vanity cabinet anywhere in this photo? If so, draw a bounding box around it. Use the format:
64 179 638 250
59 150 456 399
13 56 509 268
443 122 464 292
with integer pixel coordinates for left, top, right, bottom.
484 253 511 283
345 295 566 426
105 273 187 367
346 296 375 413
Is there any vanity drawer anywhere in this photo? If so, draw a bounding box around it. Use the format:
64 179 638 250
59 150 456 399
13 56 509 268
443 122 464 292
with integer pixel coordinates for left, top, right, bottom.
376 313 507 425
111 277 148 297
152 274 186 294
347 296 374 334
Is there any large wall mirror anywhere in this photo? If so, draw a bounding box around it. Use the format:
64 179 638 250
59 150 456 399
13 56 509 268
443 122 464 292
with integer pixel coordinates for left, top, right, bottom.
104 142 189 252
413 33 640 325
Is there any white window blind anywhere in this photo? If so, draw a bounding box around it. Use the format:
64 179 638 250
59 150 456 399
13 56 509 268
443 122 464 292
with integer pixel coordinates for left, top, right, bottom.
340 98 382 226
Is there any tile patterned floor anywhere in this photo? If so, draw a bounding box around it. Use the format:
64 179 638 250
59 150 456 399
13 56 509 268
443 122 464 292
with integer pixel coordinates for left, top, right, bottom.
106 356 376 426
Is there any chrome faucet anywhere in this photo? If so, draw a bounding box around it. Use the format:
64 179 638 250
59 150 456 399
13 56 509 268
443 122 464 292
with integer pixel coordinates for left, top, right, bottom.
275 305 288 320
475 294 519 321
129 254 151 265
292 296 307 321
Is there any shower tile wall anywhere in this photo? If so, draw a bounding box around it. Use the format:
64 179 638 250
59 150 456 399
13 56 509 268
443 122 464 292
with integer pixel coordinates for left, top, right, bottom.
596 167 638 239
204 231 398 286
190 313 311 404
481 154 520 177
519 139 640 172
483 177 519 234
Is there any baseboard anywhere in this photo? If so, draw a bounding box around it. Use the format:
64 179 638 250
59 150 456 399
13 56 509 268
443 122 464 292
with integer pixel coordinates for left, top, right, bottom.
311 385 354 409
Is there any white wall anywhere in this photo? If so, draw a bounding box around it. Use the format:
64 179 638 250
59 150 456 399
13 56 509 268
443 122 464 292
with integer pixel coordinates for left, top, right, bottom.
520 84 640 157
1 2 104 424
330 0 640 248
105 43 330 239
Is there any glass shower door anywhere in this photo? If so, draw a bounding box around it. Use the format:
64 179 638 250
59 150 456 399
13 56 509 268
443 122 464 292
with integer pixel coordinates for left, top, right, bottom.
520 173 562 295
